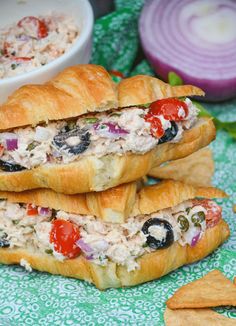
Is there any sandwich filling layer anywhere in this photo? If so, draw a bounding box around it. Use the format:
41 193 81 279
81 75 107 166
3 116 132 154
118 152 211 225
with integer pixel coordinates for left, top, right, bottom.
0 98 198 171
0 198 222 272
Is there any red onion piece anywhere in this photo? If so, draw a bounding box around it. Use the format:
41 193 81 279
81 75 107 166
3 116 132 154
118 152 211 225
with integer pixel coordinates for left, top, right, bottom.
139 0 236 101
85 254 94 261
190 232 201 247
6 138 18 151
17 34 31 41
76 239 93 253
93 122 128 137
38 207 52 217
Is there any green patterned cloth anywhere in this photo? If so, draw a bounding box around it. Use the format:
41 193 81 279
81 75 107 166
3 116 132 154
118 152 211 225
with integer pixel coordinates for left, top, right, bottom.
0 1 236 325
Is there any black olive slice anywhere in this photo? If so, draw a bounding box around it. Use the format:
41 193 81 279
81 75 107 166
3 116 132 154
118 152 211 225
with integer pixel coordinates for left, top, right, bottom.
142 218 174 249
0 160 26 172
158 121 178 144
53 127 91 155
0 232 10 248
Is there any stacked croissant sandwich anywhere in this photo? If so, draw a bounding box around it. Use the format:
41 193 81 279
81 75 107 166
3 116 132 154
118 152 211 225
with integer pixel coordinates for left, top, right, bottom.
0 65 229 289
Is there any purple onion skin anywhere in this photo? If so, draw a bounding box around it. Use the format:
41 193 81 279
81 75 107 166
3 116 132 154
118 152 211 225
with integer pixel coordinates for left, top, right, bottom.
143 49 236 102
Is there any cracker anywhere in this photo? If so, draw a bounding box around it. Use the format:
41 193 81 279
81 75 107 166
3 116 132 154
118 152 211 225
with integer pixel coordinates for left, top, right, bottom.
166 270 236 309
148 147 214 187
233 205 236 213
164 307 236 326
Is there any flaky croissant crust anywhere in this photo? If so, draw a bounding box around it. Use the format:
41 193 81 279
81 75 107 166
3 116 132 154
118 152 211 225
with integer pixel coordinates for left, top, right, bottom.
0 64 204 131
0 179 227 223
0 220 229 289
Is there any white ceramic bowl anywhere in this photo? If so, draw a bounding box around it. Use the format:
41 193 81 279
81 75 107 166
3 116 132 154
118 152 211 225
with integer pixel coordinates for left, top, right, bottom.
0 0 94 104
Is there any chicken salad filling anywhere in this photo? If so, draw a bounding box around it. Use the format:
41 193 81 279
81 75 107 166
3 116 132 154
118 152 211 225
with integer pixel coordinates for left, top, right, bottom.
0 98 199 171
0 198 222 272
0 14 79 79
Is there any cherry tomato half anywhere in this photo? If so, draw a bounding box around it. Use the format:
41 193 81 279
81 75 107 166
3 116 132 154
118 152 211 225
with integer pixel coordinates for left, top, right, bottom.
50 219 81 259
26 203 38 216
192 199 222 228
149 98 189 121
17 16 48 39
144 113 165 138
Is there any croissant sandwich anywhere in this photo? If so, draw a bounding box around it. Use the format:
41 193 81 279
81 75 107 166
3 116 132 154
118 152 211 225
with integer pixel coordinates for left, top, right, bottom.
0 180 229 289
0 64 215 194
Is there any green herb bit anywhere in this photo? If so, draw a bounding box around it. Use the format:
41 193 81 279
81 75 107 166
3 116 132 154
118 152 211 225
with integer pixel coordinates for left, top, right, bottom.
177 215 189 232
67 121 77 130
45 249 53 255
84 117 98 124
11 63 18 70
108 112 121 117
27 142 38 151
12 220 19 225
168 71 183 86
186 207 191 214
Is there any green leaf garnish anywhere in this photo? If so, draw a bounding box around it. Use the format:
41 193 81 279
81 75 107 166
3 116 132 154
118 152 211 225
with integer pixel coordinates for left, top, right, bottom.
45 249 53 255
84 117 98 124
193 101 236 139
168 72 183 86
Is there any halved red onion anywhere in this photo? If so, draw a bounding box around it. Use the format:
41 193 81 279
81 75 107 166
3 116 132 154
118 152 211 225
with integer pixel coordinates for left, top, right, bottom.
139 0 236 101
38 207 52 217
76 239 93 253
93 122 129 138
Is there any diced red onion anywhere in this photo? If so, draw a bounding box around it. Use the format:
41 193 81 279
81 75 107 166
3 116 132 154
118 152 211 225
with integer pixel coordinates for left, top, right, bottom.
76 239 93 253
85 254 94 261
1 133 18 151
18 35 31 41
6 138 18 151
38 207 52 217
190 232 201 247
139 0 236 101
93 122 128 138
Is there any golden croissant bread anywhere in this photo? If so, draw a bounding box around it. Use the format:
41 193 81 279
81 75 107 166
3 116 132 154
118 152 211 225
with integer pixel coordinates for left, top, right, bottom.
0 180 229 289
0 64 215 194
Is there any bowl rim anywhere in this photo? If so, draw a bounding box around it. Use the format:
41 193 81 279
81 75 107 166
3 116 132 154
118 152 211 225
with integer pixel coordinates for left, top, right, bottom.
0 0 94 85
